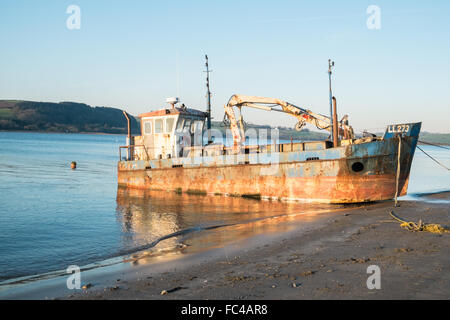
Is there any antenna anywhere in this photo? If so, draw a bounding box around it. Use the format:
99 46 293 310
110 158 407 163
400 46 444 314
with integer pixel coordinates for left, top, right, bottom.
328 59 335 143
176 52 180 98
205 54 212 144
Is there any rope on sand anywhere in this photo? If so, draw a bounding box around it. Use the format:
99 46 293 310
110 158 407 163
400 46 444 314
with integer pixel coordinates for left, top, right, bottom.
389 211 450 234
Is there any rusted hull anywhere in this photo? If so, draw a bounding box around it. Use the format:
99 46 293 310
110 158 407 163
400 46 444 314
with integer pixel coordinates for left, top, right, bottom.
118 169 408 203
118 134 419 203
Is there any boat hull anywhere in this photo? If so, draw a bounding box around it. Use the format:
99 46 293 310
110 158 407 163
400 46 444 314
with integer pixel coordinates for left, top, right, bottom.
118 131 420 203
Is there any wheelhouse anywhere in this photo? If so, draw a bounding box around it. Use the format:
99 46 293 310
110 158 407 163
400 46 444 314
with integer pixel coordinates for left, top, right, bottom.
131 105 208 160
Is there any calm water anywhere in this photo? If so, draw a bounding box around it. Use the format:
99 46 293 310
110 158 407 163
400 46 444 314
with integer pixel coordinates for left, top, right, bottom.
0 131 449 283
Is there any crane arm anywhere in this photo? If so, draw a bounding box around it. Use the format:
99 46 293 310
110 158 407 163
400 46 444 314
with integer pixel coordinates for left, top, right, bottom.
223 94 354 152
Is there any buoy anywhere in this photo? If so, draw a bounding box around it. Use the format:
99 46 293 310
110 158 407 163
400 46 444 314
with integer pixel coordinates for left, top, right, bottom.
71 161 77 169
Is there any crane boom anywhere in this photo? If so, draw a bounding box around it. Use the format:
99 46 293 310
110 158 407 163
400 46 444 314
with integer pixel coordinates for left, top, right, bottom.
223 94 354 152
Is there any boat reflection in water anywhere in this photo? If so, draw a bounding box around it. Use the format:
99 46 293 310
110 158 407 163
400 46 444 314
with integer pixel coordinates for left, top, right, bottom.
115 187 345 266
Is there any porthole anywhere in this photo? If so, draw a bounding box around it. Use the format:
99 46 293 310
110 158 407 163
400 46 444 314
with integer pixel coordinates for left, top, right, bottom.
351 162 364 173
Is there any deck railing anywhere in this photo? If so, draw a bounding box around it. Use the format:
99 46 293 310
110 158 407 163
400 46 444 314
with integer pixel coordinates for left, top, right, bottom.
119 145 150 161
119 140 336 161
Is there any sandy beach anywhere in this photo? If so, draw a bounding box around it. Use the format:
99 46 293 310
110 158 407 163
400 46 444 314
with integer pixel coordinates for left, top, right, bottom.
65 192 450 300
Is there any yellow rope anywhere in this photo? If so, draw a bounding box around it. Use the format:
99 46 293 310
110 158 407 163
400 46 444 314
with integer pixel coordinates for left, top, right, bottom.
394 136 402 207
389 211 450 234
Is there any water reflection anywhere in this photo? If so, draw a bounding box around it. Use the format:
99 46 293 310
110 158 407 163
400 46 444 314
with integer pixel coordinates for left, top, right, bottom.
115 187 344 266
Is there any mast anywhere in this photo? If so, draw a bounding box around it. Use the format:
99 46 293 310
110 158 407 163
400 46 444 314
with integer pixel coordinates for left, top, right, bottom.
328 59 335 143
205 55 212 144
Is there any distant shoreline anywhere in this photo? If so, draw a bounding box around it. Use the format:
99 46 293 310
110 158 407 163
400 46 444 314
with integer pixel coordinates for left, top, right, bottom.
0 129 126 136
1 129 449 146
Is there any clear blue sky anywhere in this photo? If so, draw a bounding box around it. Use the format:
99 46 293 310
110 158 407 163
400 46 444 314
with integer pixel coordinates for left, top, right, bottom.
1 0 449 133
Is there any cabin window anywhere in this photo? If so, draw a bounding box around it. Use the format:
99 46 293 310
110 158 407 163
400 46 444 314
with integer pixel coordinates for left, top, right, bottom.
194 120 204 132
155 119 163 133
191 120 203 134
143 121 152 135
166 118 174 133
176 118 185 131
184 119 191 132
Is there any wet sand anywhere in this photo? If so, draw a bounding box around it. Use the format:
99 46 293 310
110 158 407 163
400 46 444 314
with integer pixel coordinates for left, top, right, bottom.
66 192 450 300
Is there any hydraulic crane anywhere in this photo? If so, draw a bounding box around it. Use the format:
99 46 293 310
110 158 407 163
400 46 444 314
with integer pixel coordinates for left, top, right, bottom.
223 94 354 152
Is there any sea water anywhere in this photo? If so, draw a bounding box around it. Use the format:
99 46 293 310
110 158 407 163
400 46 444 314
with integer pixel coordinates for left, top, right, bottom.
0 131 448 283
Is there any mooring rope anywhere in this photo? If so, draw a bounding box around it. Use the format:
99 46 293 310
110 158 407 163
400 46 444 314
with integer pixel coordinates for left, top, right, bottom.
389 138 449 233
417 145 450 171
389 211 449 234
418 140 450 150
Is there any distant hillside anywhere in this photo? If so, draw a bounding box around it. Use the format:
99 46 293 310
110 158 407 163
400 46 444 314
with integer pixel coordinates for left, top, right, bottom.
0 100 140 134
1 100 448 144
419 132 450 145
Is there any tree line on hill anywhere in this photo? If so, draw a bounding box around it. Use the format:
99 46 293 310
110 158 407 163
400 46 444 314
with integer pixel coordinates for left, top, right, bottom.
0 100 140 134
1 100 449 144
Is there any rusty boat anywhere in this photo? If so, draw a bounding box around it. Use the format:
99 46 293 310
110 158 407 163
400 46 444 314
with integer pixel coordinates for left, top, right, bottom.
118 60 421 203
